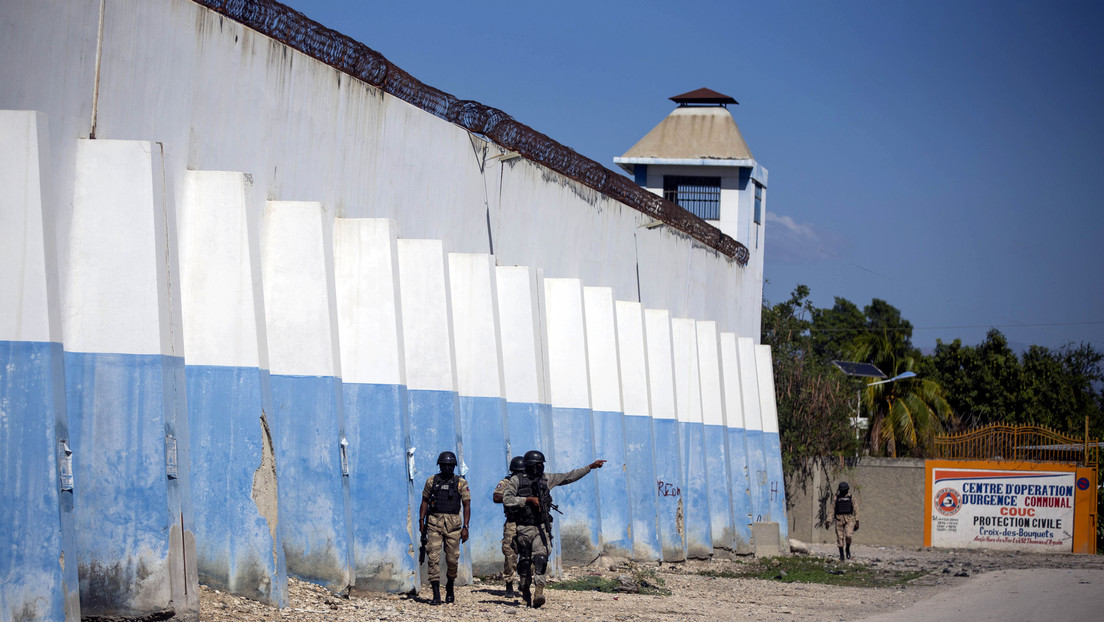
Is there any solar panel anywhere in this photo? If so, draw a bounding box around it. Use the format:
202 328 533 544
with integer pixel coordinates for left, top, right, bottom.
832 361 886 378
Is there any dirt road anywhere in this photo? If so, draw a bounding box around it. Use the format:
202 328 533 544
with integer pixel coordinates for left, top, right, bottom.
194 543 1104 621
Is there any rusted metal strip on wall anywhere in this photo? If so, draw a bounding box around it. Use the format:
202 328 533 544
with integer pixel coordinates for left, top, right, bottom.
934 424 1099 468
191 0 749 265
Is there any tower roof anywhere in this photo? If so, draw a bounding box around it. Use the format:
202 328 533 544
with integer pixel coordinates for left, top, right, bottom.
616 105 753 168
669 87 739 106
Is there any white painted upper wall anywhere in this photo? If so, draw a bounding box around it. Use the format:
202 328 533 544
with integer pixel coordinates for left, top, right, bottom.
397 238 458 393
179 170 267 369
737 337 763 433
615 301 651 418
260 201 339 377
449 253 506 399
495 266 549 405
671 318 703 425
645 309 677 421
755 345 779 435
544 278 591 410
66 139 180 357
583 287 623 414
0 111 58 343
719 332 745 429
0 0 761 343
333 218 406 386
696 321 725 427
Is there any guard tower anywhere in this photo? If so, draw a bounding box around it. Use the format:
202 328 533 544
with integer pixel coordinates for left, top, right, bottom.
614 88 768 335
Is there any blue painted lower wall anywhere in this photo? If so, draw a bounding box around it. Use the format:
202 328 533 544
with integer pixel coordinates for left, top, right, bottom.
623 414 661 560
679 420 713 558
703 424 736 553
651 418 685 561
5 342 788 613
724 425 754 552
504 400 561 573
593 410 632 556
1 340 79 621
269 374 352 592
407 388 469 584
343 382 417 592
185 364 286 606
505 401 550 458
407 389 461 486
763 432 789 538
64 351 180 617
459 395 509 575
548 406 599 561
745 429 769 523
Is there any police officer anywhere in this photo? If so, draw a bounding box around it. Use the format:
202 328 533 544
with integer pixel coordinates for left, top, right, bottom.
419 451 471 604
501 450 605 608
827 481 859 561
492 456 525 598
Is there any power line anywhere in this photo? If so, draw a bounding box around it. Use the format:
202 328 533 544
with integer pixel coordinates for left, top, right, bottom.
767 321 1104 334
914 322 1104 331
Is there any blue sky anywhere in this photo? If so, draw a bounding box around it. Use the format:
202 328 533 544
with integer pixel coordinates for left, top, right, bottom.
281 0 1104 352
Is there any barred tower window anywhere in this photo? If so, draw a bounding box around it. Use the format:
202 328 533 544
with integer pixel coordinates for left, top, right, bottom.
663 176 721 220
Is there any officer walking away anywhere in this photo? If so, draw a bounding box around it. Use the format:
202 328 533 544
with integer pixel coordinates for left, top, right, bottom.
492 456 526 598
420 451 471 605
502 450 605 609
827 481 859 561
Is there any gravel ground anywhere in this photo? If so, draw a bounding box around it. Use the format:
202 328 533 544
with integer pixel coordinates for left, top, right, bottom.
194 543 1104 621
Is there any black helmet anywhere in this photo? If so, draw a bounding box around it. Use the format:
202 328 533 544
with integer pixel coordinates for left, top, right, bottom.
838 482 849 494
437 451 458 466
524 450 545 477
509 456 525 474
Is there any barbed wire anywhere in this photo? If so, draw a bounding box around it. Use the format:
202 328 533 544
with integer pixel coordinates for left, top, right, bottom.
193 0 749 264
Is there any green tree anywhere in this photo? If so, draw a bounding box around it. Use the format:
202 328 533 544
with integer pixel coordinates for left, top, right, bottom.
762 286 856 476
922 330 1104 439
810 297 920 367
921 329 1022 430
809 297 866 360
847 328 954 458
1019 343 1104 437
863 298 915 351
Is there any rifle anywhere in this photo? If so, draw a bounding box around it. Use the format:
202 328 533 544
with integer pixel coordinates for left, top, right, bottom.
418 519 429 563
532 477 555 550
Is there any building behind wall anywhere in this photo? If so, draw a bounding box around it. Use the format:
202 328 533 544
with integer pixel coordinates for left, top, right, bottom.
0 0 787 618
615 88 786 550
615 87 769 342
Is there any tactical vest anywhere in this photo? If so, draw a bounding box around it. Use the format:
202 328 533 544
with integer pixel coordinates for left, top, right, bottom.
430 474 462 514
497 475 524 522
834 495 853 515
513 474 553 527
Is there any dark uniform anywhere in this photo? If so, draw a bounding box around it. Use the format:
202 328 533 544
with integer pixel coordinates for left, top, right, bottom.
827 481 859 560
419 451 471 604
501 450 605 608
492 456 526 597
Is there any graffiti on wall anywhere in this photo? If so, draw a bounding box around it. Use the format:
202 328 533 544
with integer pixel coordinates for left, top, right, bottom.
657 481 681 497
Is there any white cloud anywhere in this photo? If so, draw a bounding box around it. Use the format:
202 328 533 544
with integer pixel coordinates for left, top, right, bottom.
764 212 843 263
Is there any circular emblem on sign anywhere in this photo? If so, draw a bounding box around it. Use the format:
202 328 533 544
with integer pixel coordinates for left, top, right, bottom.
935 488 961 516
1077 477 1090 491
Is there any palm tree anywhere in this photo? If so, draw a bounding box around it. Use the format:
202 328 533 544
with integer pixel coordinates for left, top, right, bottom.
848 331 955 457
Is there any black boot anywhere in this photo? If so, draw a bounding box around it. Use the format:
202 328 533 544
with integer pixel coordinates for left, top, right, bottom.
504 581 516 598
430 581 441 605
838 547 845 561
520 577 532 606
846 544 852 560
445 578 455 604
